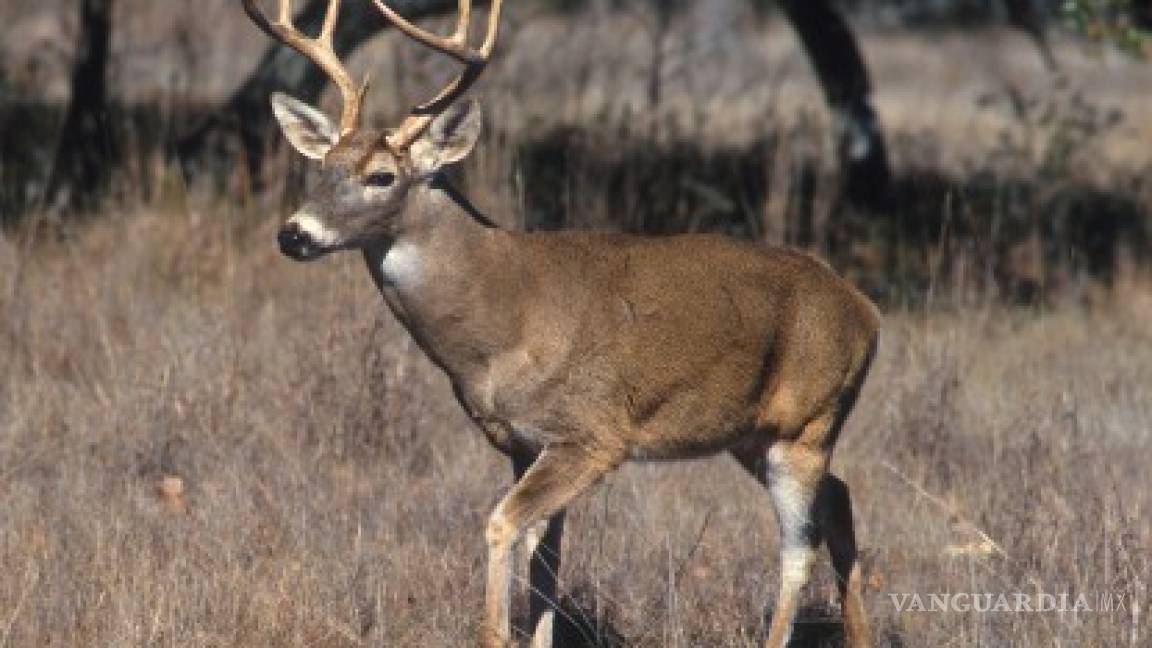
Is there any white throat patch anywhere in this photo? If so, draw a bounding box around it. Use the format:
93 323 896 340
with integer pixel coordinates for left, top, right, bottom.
379 241 423 287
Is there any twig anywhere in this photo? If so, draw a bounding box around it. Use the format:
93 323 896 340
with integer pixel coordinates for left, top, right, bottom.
672 508 714 586
880 461 1008 560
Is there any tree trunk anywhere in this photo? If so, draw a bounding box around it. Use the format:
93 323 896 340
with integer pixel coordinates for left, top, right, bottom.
46 0 115 213
778 0 891 210
1003 0 1057 70
177 0 460 188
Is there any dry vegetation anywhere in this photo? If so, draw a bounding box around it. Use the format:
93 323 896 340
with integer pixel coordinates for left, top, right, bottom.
2 196 1150 647
2 1 1152 647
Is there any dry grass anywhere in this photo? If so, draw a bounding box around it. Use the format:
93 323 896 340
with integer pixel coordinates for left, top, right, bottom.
1 202 1149 647
3 3 1152 646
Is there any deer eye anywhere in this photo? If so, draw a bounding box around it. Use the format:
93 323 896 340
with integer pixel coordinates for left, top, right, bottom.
364 171 396 187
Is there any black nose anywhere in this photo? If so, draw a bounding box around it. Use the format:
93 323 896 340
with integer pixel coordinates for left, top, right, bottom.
277 223 313 260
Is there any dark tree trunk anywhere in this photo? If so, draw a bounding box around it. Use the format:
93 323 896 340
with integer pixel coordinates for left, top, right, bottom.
779 0 891 210
1002 0 1057 70
46 0 116 212
177 0 460 188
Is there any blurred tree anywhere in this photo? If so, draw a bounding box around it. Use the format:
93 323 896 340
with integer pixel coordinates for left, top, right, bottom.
46 0 116 212
778 0 890 209
1004 0 1057 69
644 0 688 114
604 0 690 115
182 0 896 209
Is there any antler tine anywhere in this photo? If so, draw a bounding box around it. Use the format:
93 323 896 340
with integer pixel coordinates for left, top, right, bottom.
371 0 485 65
242 0 367 136
318 0 340 46
373 0 504 150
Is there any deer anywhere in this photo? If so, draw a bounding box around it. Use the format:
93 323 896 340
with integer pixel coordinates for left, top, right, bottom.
241 1 880 646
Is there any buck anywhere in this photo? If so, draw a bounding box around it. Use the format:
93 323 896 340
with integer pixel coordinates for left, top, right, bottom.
242 0 879 646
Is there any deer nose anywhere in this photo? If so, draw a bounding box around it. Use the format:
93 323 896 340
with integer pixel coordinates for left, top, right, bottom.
277 222 314 260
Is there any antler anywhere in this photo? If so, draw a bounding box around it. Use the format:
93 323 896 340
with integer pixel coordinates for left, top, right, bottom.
242 0 368 136
371 0 505 150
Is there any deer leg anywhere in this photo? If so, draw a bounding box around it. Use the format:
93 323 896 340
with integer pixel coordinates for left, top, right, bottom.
817 474 872 648
731 432 831 648
511 453 567 648
485 445 616 648
762 440 827 648
733 424 871 648
526 511 565 648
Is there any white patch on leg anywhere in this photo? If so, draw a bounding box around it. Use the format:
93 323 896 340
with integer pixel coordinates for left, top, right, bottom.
523 519 547 563
485 510 516 645
779 545 816 589
767 446 817 587
379 241 423 287
767 451 809 531
769 475 809 532
530 609 556 648
288 212 341 246
772 477 816 586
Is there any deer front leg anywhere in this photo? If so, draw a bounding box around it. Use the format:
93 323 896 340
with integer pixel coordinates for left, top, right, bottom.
511 454 568 648
524 512 565 648
485 445 617 648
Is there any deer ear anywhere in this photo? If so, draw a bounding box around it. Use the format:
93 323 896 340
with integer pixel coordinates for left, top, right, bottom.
410 100 482 175
271 92 337 160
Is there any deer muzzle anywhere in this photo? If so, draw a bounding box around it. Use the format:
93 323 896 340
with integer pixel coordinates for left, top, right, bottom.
278 221 321 261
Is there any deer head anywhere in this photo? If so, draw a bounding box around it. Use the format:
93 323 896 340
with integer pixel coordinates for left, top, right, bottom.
241 0 502 260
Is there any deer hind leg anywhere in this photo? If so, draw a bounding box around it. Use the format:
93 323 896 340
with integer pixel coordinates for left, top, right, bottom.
511 454 568 648
485 445 616 648
731 427 872 648
761 439 827 648
818 474 872 648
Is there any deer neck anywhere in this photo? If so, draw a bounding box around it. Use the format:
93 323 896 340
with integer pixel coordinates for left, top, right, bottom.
361 176 521 382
